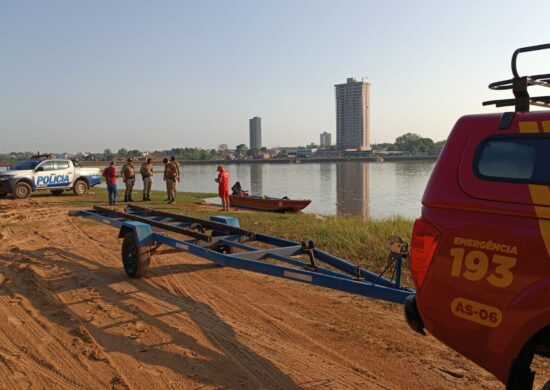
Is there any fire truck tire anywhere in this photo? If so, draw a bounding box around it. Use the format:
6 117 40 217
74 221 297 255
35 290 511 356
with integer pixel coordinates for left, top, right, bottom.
506 337 537 390
122 233 150 278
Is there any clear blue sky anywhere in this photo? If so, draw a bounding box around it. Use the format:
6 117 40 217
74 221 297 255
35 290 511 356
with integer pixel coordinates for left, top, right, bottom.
1 0 550 153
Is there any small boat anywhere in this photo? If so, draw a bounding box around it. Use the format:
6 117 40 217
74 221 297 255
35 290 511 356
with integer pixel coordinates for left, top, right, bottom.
229 195 311 213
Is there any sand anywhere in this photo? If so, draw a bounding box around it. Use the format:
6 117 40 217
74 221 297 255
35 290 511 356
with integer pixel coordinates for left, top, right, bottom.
0 196 548 389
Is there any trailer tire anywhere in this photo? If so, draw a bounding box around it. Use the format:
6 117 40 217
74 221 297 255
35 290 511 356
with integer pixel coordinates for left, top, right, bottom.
121 233 150 278
14 182 32 199
73 179 88 196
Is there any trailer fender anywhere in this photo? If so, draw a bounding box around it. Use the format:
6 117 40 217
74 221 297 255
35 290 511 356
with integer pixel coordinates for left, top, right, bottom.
118 221 154 246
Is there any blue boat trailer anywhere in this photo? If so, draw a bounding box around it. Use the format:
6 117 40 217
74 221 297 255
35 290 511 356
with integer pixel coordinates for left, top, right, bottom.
69 205 413 304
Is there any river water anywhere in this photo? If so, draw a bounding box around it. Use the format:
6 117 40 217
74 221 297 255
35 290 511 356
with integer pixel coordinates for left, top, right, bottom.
1 161 435 219
109 161 434 219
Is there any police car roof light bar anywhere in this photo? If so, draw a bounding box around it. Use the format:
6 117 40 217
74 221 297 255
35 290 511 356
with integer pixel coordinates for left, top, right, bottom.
31 153 53 160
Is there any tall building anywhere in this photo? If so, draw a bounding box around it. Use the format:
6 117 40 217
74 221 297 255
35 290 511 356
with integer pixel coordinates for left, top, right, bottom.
335 78 371 150
320 132 332 147
249 117 262 150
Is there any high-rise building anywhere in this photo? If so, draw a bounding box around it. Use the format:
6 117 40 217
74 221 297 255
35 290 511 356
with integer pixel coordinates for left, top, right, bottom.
335 78 371 150
249 117 262 150
320 132 332 147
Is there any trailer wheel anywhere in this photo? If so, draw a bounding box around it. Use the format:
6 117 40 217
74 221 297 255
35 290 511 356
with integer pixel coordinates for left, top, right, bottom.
73 180 88 196
121 233 150 278
14 182 32 199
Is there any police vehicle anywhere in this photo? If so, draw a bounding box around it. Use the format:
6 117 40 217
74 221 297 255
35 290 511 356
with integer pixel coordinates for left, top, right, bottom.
0 154 101 199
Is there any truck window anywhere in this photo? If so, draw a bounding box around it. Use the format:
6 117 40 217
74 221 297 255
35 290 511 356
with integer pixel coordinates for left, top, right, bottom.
37 161 56 171
54 161 70 170
474 136 550 185
13 160 40 170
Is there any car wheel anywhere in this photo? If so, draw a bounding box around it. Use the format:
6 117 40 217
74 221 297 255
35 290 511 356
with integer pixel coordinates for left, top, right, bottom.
73 180 88 196
14 182 32 199
50 189 64 196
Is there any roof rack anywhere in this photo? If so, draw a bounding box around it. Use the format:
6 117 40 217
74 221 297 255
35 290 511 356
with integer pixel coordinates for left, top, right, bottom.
482 43 550 112
31 153 53 160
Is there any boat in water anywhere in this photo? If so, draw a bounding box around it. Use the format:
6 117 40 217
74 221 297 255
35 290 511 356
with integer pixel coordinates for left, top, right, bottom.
229 195 311 212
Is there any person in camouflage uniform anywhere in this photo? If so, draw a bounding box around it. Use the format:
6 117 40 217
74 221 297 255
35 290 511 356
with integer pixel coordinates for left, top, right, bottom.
164 158 177 204
140 158 154 201
121 158 135 202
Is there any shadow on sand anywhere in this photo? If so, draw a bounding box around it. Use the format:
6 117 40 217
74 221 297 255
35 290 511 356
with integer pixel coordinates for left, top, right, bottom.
0 246 299 389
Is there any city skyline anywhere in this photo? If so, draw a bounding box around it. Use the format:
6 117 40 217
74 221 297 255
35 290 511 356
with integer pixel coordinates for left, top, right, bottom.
2 1 550 153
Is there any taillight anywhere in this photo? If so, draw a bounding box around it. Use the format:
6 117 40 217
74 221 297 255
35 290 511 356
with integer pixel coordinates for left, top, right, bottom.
410 218 440 290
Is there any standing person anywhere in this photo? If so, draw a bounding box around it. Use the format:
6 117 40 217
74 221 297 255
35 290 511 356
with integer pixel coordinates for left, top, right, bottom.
215 164 230 211
102 161 117 205
140 158 154 201
170 155 181 184
121 158 135 202
163 158 177 204
162 158 169 201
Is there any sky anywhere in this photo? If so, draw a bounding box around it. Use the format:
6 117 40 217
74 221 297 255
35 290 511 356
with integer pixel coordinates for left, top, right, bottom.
1 0 550 153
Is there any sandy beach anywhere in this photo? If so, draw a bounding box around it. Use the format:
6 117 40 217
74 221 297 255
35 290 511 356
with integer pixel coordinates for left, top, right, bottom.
0 195 548 389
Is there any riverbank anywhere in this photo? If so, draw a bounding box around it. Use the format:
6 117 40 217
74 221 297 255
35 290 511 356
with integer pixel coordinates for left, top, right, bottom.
0 155 438 167
80 155 438 166
1 190 546 388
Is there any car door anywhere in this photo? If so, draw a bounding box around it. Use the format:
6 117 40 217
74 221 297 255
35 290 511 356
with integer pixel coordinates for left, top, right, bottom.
34 161 57 188
53 160 73 188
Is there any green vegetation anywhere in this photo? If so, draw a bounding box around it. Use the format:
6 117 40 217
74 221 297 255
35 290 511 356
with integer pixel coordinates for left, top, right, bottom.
373 132 445 155
53 187 414 285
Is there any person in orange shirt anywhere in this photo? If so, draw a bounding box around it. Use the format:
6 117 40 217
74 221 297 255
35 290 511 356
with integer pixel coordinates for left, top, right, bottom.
215 165 230 211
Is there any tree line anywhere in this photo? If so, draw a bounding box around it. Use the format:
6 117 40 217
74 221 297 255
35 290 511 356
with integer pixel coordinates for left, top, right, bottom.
0 132 445 163
373 133 445 154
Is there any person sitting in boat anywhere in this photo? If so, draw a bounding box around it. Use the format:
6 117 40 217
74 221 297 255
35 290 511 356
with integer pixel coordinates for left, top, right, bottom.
231 181 250 197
